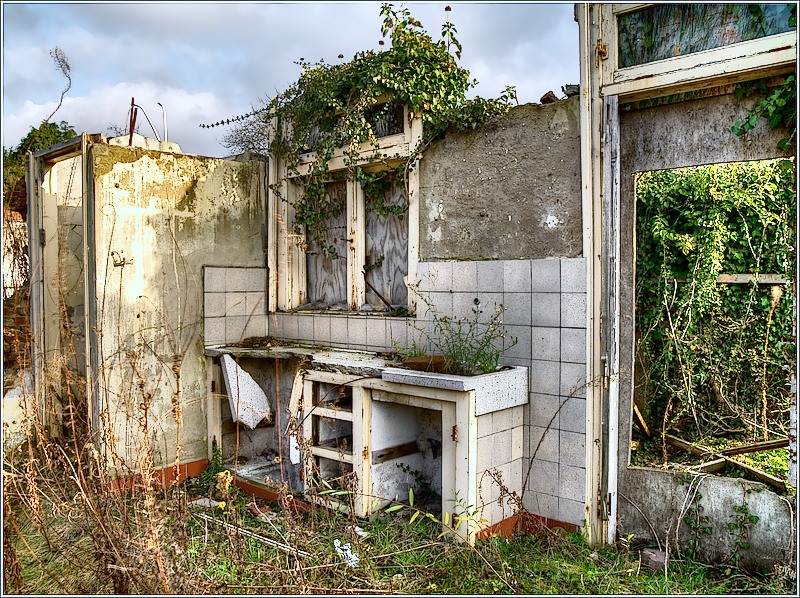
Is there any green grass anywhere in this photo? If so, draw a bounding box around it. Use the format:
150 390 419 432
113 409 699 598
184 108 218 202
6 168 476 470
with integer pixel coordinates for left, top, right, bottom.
7 486 795 595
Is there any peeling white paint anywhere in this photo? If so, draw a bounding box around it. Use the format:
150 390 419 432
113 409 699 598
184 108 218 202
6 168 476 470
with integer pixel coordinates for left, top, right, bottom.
540 213 562 229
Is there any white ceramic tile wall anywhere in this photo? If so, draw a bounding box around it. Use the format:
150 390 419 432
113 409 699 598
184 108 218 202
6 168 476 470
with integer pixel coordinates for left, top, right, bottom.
202 258 588 527
203 267 268 345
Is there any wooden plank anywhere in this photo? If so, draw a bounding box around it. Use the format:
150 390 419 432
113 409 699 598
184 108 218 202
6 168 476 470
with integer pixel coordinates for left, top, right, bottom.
353 385 372 518
347 180 366 310
365 173 408 309
207 358 223 461
291 135 409 177
306 181 347 306
715 274 789 285
309 445 354 464
632 402 651 438
372 441 419 465
311 406 353 422
267 124 279 311
690 458 727 473
664 434 786 493
288 368 304 416
664 434 713 458
406 115 422 313
718 438 789 456
661 274 789 284
302 379 315 493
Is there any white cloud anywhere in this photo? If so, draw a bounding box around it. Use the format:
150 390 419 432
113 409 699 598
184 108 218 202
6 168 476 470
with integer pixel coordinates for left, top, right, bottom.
3 82 236 157
2 2 581 157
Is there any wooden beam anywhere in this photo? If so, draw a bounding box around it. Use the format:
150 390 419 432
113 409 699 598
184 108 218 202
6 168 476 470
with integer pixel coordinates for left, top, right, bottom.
291 135 409 178
690 458 727 474
664 434 786 493
347 180 366 310
372 441 419 465
660 274 790 285
715 274 789 285
288 368 304 419
718 438 789 456
601 31 796 100
632 402 651 438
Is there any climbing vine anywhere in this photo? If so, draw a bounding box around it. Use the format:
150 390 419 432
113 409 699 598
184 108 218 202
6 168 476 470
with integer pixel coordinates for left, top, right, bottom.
732 72 797 152
731 6 796 152
223 3 516 257
634 160 796 456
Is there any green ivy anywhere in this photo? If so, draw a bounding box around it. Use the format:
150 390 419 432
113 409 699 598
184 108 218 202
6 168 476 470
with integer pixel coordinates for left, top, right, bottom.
635 160 796 452
732 73 797 152
224 3 516 257
731 5 796 153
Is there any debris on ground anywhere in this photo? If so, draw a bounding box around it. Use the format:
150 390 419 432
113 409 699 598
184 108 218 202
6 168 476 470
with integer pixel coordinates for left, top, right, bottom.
189 497 224 509
641 548 668 572
334 538 360 568
247 502 279 522
346 525 369 538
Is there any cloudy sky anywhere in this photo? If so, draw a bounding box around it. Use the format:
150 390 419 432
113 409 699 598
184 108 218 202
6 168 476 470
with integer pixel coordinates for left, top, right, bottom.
2 1 580 158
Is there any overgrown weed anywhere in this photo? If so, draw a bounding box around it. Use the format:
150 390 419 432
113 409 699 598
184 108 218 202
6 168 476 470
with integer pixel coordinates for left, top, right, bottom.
7 465 796 595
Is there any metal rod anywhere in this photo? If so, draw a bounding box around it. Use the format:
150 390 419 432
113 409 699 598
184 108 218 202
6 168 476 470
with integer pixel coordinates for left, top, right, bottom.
125 102 162 141
192 512 312 558
157 102 168 142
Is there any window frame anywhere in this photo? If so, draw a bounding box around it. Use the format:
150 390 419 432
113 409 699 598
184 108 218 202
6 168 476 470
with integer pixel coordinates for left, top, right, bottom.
267 105 422 314
598 3 797 100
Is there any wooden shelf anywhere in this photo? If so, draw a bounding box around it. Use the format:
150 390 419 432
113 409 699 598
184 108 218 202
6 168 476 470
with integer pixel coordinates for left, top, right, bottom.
310 445 354 464
313 406 353 421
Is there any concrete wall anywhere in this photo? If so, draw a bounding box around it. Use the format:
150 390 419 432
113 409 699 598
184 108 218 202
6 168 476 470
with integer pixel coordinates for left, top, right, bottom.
419 99 583 261
417 99 587 525
259 99 589 526
90 144 265 469
619 469 795 571
261 260 587 527
617 88 795 566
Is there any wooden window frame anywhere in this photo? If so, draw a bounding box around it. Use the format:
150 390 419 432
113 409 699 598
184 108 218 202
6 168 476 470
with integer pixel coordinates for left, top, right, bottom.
267 106 423 313
598 3 797 101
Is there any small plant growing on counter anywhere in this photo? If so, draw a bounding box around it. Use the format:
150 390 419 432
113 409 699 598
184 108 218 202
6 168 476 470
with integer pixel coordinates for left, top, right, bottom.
394 293 517 376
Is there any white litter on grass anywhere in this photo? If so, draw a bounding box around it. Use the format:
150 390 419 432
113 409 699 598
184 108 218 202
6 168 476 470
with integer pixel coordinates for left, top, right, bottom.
189 497 220 509
334 539 360 568
346 525 369 538
220 354 272 429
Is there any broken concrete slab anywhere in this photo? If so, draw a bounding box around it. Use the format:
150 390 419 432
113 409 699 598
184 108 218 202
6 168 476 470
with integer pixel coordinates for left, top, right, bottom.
641 548 668 572
220 354 273 429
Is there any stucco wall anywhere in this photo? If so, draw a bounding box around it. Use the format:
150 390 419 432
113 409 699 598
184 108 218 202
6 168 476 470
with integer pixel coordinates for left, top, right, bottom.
419 98 583 261
90 144 265 469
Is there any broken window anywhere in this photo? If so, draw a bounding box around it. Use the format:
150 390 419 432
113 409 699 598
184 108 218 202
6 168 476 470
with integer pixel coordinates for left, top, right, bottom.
306 181 348 308
631 158 796 490
618 4 795 68
366 102 405 138
365 172 409 310
269 105 419 314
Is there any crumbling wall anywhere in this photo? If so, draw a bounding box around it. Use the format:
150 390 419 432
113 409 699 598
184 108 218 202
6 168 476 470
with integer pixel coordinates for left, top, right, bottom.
419 98 582 261
91 144 265 470
263 99 588 527
417 99 586 526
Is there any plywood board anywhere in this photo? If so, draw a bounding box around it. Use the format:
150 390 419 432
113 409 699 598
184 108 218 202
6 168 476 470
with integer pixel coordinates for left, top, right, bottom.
365 174 408 308
306 181 347 306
